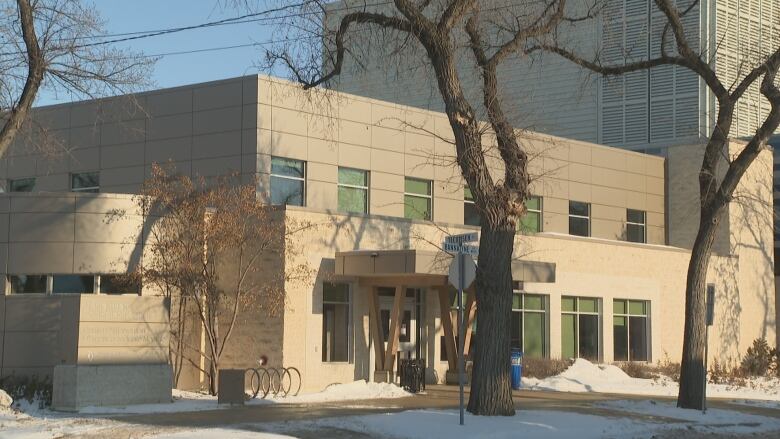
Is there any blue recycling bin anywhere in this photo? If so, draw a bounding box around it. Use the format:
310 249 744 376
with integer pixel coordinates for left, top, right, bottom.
511 349 523 390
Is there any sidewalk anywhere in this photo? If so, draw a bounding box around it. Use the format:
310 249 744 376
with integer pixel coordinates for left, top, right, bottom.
108 385 780 429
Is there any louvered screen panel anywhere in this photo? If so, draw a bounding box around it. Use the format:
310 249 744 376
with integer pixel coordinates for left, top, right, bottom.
625 102 648 144
650 98 675 141
675 95 699 137
602 105 625 145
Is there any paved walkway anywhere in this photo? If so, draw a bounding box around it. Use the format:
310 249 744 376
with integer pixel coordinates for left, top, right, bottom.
107 385 780 429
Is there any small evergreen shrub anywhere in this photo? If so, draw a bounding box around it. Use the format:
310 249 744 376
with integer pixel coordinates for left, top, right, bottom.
741 338 773 376
0 374 52 408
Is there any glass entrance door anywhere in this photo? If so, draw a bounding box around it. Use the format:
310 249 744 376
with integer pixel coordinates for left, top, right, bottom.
378 288 420 360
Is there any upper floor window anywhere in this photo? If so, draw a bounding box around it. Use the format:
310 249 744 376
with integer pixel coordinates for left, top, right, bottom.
626 209 646 243
270 157 305 206
8 275 47 294
8 177 35 192
404 177 432 220
337 167 369 214
7 273 140 295
464 186 480 226
519 196 543 233
568 201 590 237
71 172 100 193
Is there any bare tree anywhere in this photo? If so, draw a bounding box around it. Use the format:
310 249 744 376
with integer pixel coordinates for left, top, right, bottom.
0 0 152 158
137 165 313 395
255 0 591 415
533 0 780 410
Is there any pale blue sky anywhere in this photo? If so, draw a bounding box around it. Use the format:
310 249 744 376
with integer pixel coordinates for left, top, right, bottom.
39 0 279 105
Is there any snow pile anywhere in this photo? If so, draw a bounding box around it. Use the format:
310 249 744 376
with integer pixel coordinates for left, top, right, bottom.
0 389 12 408
250 380 411 405
523 358 780 402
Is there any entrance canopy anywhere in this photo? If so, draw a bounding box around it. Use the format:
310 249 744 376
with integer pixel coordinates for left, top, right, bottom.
334 249 556 284
334 249 556 380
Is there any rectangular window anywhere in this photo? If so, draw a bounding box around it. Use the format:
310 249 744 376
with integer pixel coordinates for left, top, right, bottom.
52 275 95 294
322 282 351 362
71 172 100 193
8 275 48 294
613 299 649 361
99 274 141 295
8 177 36 192
510 291 548 358
626 209 646 243
519 196 543 233
270 157 305 206
337 167 369 214
464 187 480 226
561 296 601 360
404 177 432 220
569 201 590 237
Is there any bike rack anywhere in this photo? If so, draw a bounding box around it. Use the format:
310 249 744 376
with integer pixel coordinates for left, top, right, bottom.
245 367 302 399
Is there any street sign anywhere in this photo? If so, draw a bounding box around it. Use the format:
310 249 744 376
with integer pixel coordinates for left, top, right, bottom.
448 254 476 290
443 231 479 427
445 232 478 245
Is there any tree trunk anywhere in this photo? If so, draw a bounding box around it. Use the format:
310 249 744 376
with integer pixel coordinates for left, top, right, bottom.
677 208 720 409
467 226 516 416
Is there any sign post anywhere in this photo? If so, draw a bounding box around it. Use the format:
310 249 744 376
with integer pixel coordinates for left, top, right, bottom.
445 233 478 426
703 284 715 414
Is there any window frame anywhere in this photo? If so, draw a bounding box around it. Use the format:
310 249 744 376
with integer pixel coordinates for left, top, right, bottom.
404 177 433 221
337 167 369 214
568 201 591 237
321 282 353 364
8 177 36 193
6 274 142 295
70 171 100 193
626 209 647 243
270 156 306 207
510 289 549 358
613 299 650 362
561 295 602 361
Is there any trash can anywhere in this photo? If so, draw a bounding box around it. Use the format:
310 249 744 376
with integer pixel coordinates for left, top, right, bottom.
510 349 523 390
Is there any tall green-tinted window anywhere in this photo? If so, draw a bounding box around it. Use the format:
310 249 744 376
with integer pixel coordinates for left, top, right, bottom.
270 157 305 206
404 177 432 220
613 299 649 361
464 187 480 226
519 196 542 233
510 291 548 358
561 296 600 360
322 282 351 362
338 167 369 214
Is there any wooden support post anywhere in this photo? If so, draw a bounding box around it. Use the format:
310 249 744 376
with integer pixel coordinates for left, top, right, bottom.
437 287 457 371
383 284 405 372
463 290 477 357
368 286 385 371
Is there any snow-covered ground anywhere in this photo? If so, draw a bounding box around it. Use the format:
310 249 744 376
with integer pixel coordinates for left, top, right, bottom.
3 363 780 438
156 401 780 439
523 358 780 402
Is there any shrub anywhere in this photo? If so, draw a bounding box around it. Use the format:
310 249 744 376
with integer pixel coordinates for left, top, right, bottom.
522 357 571 379
616 362 657 379
656 354 681 382
0 374 52 409
741 338 773 376
709 359 746 386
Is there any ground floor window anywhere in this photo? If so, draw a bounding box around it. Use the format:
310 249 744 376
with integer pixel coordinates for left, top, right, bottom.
7 274 141 295
322 282 351 362
561 296 600 360
510 292 548 358
613 299 649 361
